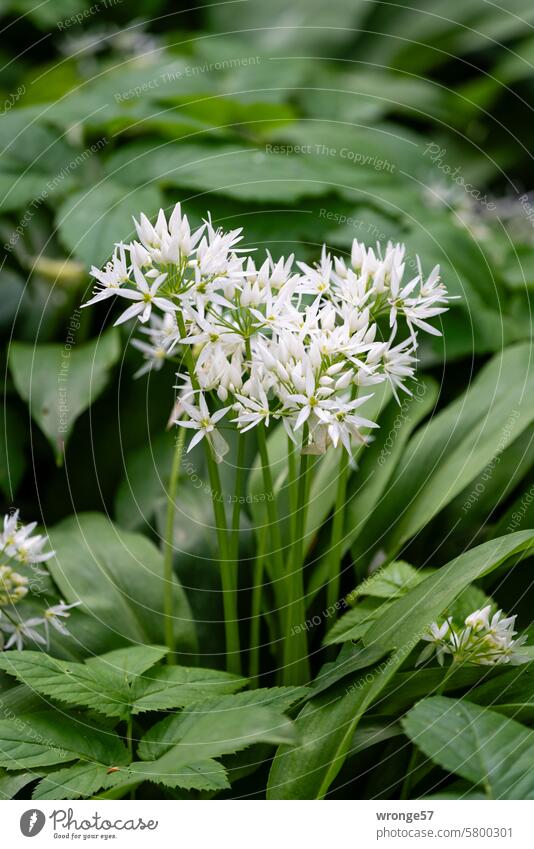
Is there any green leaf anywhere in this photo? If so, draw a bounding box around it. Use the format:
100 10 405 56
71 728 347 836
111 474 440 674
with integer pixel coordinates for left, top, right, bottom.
352 343 534 565
363 531 534 654
56 182 163 267
309 378 437 601
33 762 111 801
348 561 428 601
0 711 129 770
0 647 169 721
138 695 297 762
126 756 229 793
47 513 196 656
105 142 330 203
267 654 406 799
324 599 393 646
8 329 120 463
469 663 534 721
0 769 35 800
403 696 534 799
268 533 534 799
0 404 26 500
131 667 247 714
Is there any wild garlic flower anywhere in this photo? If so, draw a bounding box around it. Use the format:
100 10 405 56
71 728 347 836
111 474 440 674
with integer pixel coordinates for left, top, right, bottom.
0 512 79 651
417 606 530 667
0 566 28 605
83 202 453 459
1 510 55 564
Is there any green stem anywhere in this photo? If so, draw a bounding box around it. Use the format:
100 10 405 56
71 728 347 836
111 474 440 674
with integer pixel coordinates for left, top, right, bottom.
283 426 312 685
230 435 246 561
256 424 286 630
163 427 186 665
206 448 241 675
287 435 298 544
248 527 266 688
326 448 350 614
176 311 240 675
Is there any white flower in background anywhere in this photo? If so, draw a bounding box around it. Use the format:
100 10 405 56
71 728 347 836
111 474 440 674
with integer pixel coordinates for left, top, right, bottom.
42 600 81 642
0 566 28 605
1 511 55 565
0 616 47 651
417 608 530 667
0 511 79 651
131 312 180 377
417 619 452 666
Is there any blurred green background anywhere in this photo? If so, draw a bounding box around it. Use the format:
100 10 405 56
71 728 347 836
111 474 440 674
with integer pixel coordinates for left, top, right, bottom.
1 0 533 538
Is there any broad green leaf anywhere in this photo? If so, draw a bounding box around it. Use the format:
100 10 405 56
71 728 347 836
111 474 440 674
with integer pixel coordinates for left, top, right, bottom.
138 695 297 762
267 651 407 799
469 664 534 721
56 182 163 267
0 769 35 800
0 404 26 500
323 599 391 646
47 513 196 656
105 141 330 203
309 379 436 600
403 696 534 799
363 532 534 653
8 329 120 463
352 343 534 566
0 711 128 770
268 532 534 798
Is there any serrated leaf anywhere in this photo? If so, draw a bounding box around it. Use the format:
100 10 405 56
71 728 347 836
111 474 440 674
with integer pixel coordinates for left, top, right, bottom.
0 711 128 770
138 695 297 762
348 561 428 601
403 696 534 799
0 648 168 721
131 666 246 714
33 762 111 801
127 756 229 792
8 329 120 463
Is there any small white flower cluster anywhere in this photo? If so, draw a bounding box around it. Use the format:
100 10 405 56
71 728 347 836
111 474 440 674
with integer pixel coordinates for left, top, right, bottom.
0 511 79 651
83 203 451 459
418 605 530 667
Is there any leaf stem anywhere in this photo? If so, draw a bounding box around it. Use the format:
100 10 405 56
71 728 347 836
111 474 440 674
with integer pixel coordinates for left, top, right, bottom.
326 448 350 614
176 311 240 674
163 427 186 665
256 423 286 635
205 447 241 675
283 426 312 685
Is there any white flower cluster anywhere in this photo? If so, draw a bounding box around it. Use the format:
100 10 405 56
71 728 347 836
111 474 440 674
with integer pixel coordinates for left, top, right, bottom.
0 511 79 650
418 605 530 667
83 203 452 459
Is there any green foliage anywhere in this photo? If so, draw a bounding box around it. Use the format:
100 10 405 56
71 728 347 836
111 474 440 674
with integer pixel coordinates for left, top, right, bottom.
403 696 534 799
46 513 196 656
9 330 120 464
0 646 299 800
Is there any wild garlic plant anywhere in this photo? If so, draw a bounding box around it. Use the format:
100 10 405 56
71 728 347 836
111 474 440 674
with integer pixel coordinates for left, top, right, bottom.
418 605 530 668
0 511 78 651
83 202 452 683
